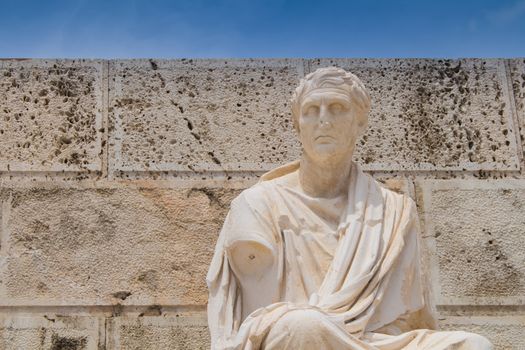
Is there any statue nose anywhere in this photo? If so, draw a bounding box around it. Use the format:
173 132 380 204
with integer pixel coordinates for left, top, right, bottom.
319 105 331 126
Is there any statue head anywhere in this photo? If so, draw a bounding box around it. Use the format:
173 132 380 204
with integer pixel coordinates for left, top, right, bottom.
291 67 371 162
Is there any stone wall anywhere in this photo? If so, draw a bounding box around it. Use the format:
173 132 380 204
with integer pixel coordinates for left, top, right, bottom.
0 58 524 349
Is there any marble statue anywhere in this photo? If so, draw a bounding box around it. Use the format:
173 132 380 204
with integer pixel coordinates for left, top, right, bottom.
207 67 493 349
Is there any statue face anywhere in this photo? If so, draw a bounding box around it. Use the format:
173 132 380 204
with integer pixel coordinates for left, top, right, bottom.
298 87 363 162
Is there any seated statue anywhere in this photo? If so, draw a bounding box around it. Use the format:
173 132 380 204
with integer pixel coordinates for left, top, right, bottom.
207 67 493 349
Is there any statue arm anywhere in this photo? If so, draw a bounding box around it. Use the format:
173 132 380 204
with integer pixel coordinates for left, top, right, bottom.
207 189 278 348
228 238 274 279
223 189 277 278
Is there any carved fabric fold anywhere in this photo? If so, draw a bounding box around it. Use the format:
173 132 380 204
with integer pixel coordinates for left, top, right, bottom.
206 161 492 350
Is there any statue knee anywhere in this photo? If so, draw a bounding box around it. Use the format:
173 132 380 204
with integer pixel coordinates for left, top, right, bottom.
444 331 493 350
274 309 326 337
462 333 493 349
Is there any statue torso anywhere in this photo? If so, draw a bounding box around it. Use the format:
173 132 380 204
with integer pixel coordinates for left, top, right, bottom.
226 170 350 320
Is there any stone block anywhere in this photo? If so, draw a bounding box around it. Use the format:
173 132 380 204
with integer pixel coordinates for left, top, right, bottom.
440 316 525 350
109 59 305 176
0 184 238 306
0 60 105 172
309 59 520 171
418 180 525 305
0 316 101 350
107 314 209 350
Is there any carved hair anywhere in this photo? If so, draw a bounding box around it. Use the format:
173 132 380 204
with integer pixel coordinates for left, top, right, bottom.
290 67 371 131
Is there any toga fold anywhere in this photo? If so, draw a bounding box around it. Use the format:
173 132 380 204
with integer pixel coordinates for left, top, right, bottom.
207 161 492 350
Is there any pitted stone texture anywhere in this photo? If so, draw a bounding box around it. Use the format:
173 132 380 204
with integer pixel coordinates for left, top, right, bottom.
0 60 104 172
109 59 304 175
0 316 100 350
107 315 209 350
440 317 525 350
508 59 525 165
422 180 525 303
309 59 520 171
0 185 237 305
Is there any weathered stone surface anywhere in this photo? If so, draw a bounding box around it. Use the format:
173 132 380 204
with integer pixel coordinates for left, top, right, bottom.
419 180 525 305
107 315 209 350
0 316 100 350
440 316 525 350
109 59 304 175
0 185 237 305
508 58 525 168
0 60 104 172
1 58 523 348
309 59 520 171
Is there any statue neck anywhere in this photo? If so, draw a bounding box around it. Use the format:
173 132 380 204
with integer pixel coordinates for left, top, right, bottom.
299 154 352 199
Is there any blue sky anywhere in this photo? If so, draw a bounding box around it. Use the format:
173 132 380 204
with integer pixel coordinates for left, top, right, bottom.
0 0 524 58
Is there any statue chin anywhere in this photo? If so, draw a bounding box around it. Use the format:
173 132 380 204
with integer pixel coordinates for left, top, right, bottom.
304 144 354 165
311 144 342 158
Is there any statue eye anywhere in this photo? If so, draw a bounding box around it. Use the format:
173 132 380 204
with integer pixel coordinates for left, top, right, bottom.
304 105 319 116
329 103 344 114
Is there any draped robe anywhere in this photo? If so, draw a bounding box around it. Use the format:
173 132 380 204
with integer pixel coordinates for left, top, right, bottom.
207 161 493 350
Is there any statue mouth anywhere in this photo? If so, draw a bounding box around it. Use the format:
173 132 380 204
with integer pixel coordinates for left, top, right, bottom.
315 135 335 141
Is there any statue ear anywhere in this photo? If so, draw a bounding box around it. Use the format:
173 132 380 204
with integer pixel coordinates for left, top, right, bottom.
357 111 369 135
292 112 300 135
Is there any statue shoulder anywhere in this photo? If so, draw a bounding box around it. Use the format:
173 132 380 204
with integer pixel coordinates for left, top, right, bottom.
231 181 273 210
230 177 284 213
372 177 417 213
